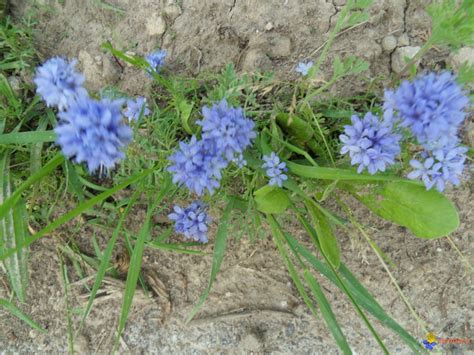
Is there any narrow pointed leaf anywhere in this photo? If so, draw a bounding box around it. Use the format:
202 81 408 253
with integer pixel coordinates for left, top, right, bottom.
186 198 234 322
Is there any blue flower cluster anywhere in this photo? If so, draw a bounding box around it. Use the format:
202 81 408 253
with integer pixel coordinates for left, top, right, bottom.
339 112 401 175
384 72 469 191
168 99 256 195
262 152 288 187
167 136 227 196
295 61 314 76
384 72 468 149
197 99 256 162
55 96 132 173
146 49 167 75
34 56 142 174
124 96 151 121
34 57 88 111
168 201 211 243
408 144 467 192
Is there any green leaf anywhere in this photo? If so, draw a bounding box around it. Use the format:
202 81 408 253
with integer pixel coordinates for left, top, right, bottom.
275 112 315 144
305 200 340 269
0 152 28 302
288 162 420 183
0 130 56 145
186 198 235 322
0 299 46 332
177 100 194 135
254 185 290 214
356 181 459 239
303 271 351 354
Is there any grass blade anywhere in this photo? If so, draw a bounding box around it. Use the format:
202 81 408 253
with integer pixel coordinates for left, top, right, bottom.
305 200 340 269
114 178 172 349
0 130 56 145
59 253 75 354
303 270 351 354
0 152 64 221
0 298 46 332
78 188 142 333
0 152 28 302
287 162 422 184
186 198 235 322
296 214 389 354
285 233 423 353
0 168 153 261
267 215 319 317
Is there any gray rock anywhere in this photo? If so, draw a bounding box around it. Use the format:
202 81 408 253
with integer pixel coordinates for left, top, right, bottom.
267 34 292 58
382 35 397 52
391 46 420 73
397 33 410 46
164 4 182 21
448 47 474 70
146 15 166 36
7 75 21 95
242 49 272 72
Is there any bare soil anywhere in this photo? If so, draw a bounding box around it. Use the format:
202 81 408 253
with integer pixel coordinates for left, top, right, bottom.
1 0 473 353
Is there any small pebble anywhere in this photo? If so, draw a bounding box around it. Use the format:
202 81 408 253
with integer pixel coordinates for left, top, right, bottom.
265 22 274 31
382 35 397 51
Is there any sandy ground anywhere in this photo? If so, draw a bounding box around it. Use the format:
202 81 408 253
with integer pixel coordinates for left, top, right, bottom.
1 0 473 353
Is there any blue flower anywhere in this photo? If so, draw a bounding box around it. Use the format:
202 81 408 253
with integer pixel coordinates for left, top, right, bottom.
340 112 401 175
167 136 227 196
146 49 167 74
408 143 467 192
383 72 468 150
55 96 132 173
197 99 256 162
168 201 211 243
124 97 151 121
34 57 88 111
422 340 437 351
262 152 288 187
295 61 314 76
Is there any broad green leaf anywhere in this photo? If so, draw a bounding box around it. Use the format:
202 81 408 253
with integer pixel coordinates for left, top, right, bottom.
288 162 420 183
356 181 459 239
0 152 28 302
0 299 46 332
305 200 340 269
186 198 235 322
0 130 56 145
275 112 314 143
254 185 290 214
303 270 351 354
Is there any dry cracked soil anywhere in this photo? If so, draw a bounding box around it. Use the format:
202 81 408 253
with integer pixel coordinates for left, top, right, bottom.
1 0 473 354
